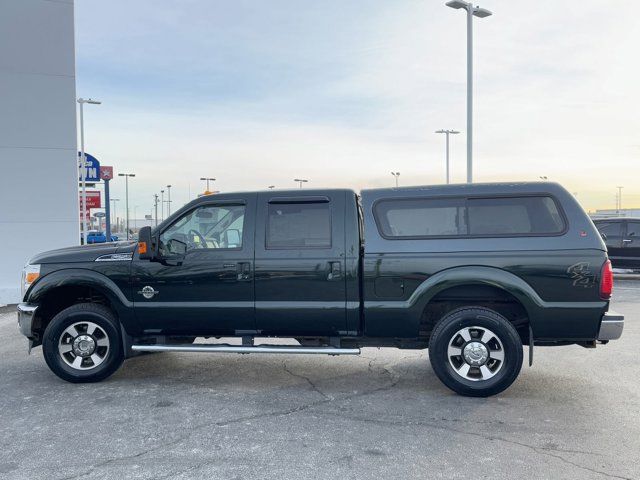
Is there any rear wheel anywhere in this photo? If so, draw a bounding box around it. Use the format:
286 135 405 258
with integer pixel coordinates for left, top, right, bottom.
428 307 523 397
42 303 124 383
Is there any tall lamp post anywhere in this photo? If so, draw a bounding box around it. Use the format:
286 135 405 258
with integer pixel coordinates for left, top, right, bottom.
110 198 119 233
153 194 159 227
77 97 101 243
616 186 624 213
294 178 308 189
200 177 216 192
435 130 460 184
391 172 400 188
166 184 172 217
160 189 165 221
445 0 492 183
118 173 135 240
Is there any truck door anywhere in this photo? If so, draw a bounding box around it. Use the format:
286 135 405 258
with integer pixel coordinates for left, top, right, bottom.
622 221 640 269
596 220 624 266
130 194 256 336
254 191 347 336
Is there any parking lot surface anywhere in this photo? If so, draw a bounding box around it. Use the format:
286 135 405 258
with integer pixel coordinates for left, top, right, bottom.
1 281 639 480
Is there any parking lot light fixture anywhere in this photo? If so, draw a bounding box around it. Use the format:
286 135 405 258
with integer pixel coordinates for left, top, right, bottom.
445 0 492 183
435 130 460 184
77 97 101 244
166 184 172 217
200 177 216 192
118 173 135 240
294 178 308 189
391 172 400 187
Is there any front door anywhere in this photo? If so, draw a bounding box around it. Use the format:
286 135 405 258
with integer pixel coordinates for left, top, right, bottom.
131 194 256 336
254 191 347 336
622 221 640 269
597 221 624 267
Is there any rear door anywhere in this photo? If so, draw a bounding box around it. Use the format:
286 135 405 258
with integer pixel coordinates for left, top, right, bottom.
622 221 640 268
254 191 347 336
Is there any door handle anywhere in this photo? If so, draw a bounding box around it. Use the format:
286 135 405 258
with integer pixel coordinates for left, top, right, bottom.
327 261 342 281
623 239 632 243
237 262 252 281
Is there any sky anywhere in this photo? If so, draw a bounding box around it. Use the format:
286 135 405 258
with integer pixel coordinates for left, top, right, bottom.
75 0 640 219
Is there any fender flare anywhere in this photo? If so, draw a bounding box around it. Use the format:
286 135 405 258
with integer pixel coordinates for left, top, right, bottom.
26 268 139 336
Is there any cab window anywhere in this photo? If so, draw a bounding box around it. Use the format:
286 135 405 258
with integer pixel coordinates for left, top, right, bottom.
159 204 245 255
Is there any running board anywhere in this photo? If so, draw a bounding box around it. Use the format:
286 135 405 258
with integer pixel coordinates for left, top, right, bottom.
131 344 361 355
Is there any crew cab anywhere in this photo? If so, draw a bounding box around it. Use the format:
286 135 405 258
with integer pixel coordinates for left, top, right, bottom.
593 217 640 270
17 182 623 396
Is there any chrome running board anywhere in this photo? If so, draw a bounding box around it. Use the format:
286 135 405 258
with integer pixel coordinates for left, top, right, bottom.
131 344 360 355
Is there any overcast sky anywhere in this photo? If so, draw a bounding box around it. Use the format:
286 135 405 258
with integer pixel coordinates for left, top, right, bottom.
76 0 639 217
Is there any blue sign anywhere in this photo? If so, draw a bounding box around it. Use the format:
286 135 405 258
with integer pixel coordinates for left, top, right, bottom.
78 152 100 182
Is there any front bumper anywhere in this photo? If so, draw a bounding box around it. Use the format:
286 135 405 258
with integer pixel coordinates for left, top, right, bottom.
598 311 624 341
17 303 38 339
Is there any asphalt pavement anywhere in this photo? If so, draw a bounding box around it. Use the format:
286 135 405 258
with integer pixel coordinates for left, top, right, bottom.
1 281 638 480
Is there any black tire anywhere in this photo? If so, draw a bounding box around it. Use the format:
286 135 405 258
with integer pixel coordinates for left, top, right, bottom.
42 303 124 383
428 307 523 397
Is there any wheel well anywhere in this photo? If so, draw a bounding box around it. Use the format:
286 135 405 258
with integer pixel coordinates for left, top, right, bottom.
32 286 114 341
420 284 530 344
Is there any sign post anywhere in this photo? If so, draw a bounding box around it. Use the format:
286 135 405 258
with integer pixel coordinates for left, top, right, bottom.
100 166 114 240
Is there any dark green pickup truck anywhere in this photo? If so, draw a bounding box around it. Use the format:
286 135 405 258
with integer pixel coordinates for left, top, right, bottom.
17 182 623 396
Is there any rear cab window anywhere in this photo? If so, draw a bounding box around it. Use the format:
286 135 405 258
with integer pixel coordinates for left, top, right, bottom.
374 195 566 239
266 202 331 248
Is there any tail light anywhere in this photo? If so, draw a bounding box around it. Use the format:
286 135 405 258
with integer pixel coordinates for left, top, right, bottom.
599 259 613 300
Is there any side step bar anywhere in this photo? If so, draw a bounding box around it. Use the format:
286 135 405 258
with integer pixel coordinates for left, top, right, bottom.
131 344 361 355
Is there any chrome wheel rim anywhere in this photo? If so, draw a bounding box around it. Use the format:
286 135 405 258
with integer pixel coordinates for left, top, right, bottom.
447 326 505 382
58 321 110 370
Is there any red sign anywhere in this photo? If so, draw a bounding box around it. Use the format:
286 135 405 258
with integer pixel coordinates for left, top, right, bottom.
100 166 114 181
80 191 101 209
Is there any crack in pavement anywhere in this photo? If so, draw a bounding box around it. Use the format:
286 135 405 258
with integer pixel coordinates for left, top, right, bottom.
53 364 400 480
310 411 631 480
281 361 331 400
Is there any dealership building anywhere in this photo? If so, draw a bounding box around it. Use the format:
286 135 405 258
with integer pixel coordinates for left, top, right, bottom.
0 0 78 304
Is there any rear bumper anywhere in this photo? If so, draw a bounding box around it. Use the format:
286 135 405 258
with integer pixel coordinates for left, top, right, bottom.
17 303 38 339
598 311 624 341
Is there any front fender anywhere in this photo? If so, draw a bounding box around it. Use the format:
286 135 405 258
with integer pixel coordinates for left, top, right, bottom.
26 268 139 334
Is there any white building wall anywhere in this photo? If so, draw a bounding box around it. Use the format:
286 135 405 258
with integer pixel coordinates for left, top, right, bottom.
0 0 78 304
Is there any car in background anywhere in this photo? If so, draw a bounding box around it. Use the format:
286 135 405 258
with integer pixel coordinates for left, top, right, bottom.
85 231 119 244
593 218 640 270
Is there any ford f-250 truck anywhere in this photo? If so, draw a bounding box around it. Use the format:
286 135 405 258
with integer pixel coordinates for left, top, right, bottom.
17 182 623 396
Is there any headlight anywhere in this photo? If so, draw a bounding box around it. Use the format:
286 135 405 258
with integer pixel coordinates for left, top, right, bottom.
21 264 41 297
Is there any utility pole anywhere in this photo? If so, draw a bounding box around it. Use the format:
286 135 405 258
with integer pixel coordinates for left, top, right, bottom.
391 172 400 188
445 1 492 183
435 130 460 184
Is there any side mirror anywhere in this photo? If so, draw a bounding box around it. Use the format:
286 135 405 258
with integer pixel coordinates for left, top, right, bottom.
138 226 154 260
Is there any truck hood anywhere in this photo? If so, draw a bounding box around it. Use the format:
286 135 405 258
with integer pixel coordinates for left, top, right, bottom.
29 241 136 264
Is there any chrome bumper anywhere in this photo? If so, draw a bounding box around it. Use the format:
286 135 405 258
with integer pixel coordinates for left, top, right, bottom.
17 303 38 339
598 311 624 341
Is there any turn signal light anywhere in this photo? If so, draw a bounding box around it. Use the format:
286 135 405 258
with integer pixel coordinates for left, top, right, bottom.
138 241 148 255
600 259 613 300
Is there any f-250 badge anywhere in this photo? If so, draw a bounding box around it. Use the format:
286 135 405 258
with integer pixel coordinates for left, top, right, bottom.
567 262 594 288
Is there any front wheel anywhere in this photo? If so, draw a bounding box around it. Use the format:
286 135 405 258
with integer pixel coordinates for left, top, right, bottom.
42 303 124 383
428 307 523 397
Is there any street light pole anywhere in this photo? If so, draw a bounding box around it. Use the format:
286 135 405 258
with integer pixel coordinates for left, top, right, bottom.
390 172 400 187
166 184 172 217
153 194 159 227
160 190 165 221
616 186 624 213
77 97 101 244
110 198 119 232
200 177 216 192
435 130 460 184
294 178 308 189
118 173 135 240
445 1 492 183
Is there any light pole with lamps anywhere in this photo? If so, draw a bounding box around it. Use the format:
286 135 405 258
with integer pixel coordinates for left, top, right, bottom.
268 185 275 190
391 172 400 187
77 97 101 243
616 186 624 213
200 177 216 192
294 178 308 189
160 189 165 221
118 173 135 240
435 130 460 184
166 184 172 217
445 0 492 183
